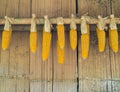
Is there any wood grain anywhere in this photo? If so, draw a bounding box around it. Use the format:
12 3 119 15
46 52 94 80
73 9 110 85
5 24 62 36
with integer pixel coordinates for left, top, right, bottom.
32 0 76 17
30 31 52 92
78 31 111 91
112 0 120 17
52 31 77 92
19 0 31 17
78 0 111 17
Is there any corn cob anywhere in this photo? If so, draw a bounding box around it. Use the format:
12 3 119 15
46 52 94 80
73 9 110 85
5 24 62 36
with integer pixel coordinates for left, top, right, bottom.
2 27 12 50
109 29 118 52
30 31 37 53
30 14 38 53
81 24 90 59
57 41 65 64
42 31 52 61
57 17 65 49
96 28 106 52
70 14 77 50
109 15 118 53
70 29 77 50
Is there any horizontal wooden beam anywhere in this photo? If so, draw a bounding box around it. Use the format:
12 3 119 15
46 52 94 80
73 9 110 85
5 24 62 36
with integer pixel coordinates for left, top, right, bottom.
0 25 120 31
0 18 120 25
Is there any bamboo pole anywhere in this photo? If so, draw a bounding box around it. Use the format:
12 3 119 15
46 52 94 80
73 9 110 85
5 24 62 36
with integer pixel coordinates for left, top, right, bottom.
0 18 120 25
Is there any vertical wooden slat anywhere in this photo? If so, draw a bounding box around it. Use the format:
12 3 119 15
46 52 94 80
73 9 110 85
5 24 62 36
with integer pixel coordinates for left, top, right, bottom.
32 0 76 17
112 0 120 17
16 79 29 92
9 32 18 75
19 0 31 17
78 31 111 92
110 32 120 91
53 31 77 92
78 0 110 17
5 0 19 17
0 0 8 18
16 32 29 76
30 31 52 92
30 31 42 79
0 31 9 75
0 78 16 92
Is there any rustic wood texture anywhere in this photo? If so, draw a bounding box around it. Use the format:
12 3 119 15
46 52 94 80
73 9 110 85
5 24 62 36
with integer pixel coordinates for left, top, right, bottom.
52 31 77 92
112 0 120 17
0 0 8 18
32 0 76 17
9 32 29 76
0 32 9 75
18 0 31 17
30 31 52 92
0 0 120 91
78 31 112 92
78 0 111 17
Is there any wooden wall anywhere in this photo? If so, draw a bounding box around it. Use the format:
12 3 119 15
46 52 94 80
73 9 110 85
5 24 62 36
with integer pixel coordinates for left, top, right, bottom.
0 0 120 92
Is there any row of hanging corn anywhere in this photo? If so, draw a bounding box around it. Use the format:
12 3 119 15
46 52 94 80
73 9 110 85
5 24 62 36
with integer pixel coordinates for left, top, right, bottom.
2 14 118 64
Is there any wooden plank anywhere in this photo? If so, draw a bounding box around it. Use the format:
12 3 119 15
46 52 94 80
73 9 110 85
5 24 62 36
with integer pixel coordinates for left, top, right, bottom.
32 0 76 17
112 0 120 17
53 31 77 92
19 0 31 17
16 78 29 92
0 0 8 18
78 0 111 17
30 31 52 92
9 32 18 75
110 32 120 79
30 31 42 79
111 80 120 92
16 32 29 76
0 78 16 92
5 0 19 17
78 31 111 91
0 32 9 75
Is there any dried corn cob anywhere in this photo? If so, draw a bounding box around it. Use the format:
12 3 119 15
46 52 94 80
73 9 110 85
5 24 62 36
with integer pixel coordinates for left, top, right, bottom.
96 28 106 52
30 14 37 53
57 17 65 49
96 16 106 52
81 16 90 59
42 31 51 61
109 15 118 52
70 29 77 50
2 16 12 50
30 31 37 53
70 14 77 50
42 16 52 61
57 41 65 64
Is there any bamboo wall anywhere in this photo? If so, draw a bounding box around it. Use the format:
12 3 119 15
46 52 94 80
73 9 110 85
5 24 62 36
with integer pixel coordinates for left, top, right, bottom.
0 0 120 92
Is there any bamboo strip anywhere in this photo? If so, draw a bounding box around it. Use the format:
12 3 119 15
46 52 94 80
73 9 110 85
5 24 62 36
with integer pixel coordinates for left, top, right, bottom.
0 18 120 25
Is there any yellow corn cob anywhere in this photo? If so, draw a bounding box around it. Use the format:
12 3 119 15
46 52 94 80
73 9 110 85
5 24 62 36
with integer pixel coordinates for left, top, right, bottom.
70 29 77 50
42 31 51 61
81 25 90 59
30 31 37 53
57 24 65 49
57 41 65 64
2 27 12 50
109 29 118 52
96 28 106 52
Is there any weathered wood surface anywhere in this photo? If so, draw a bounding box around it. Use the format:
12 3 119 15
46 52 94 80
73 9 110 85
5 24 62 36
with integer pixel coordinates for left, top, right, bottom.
30 31 53 92
78 0 111 17
78 31 112 92
0 0 120 92
0 0 76 18
112 0 120 17
52 31 77 92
